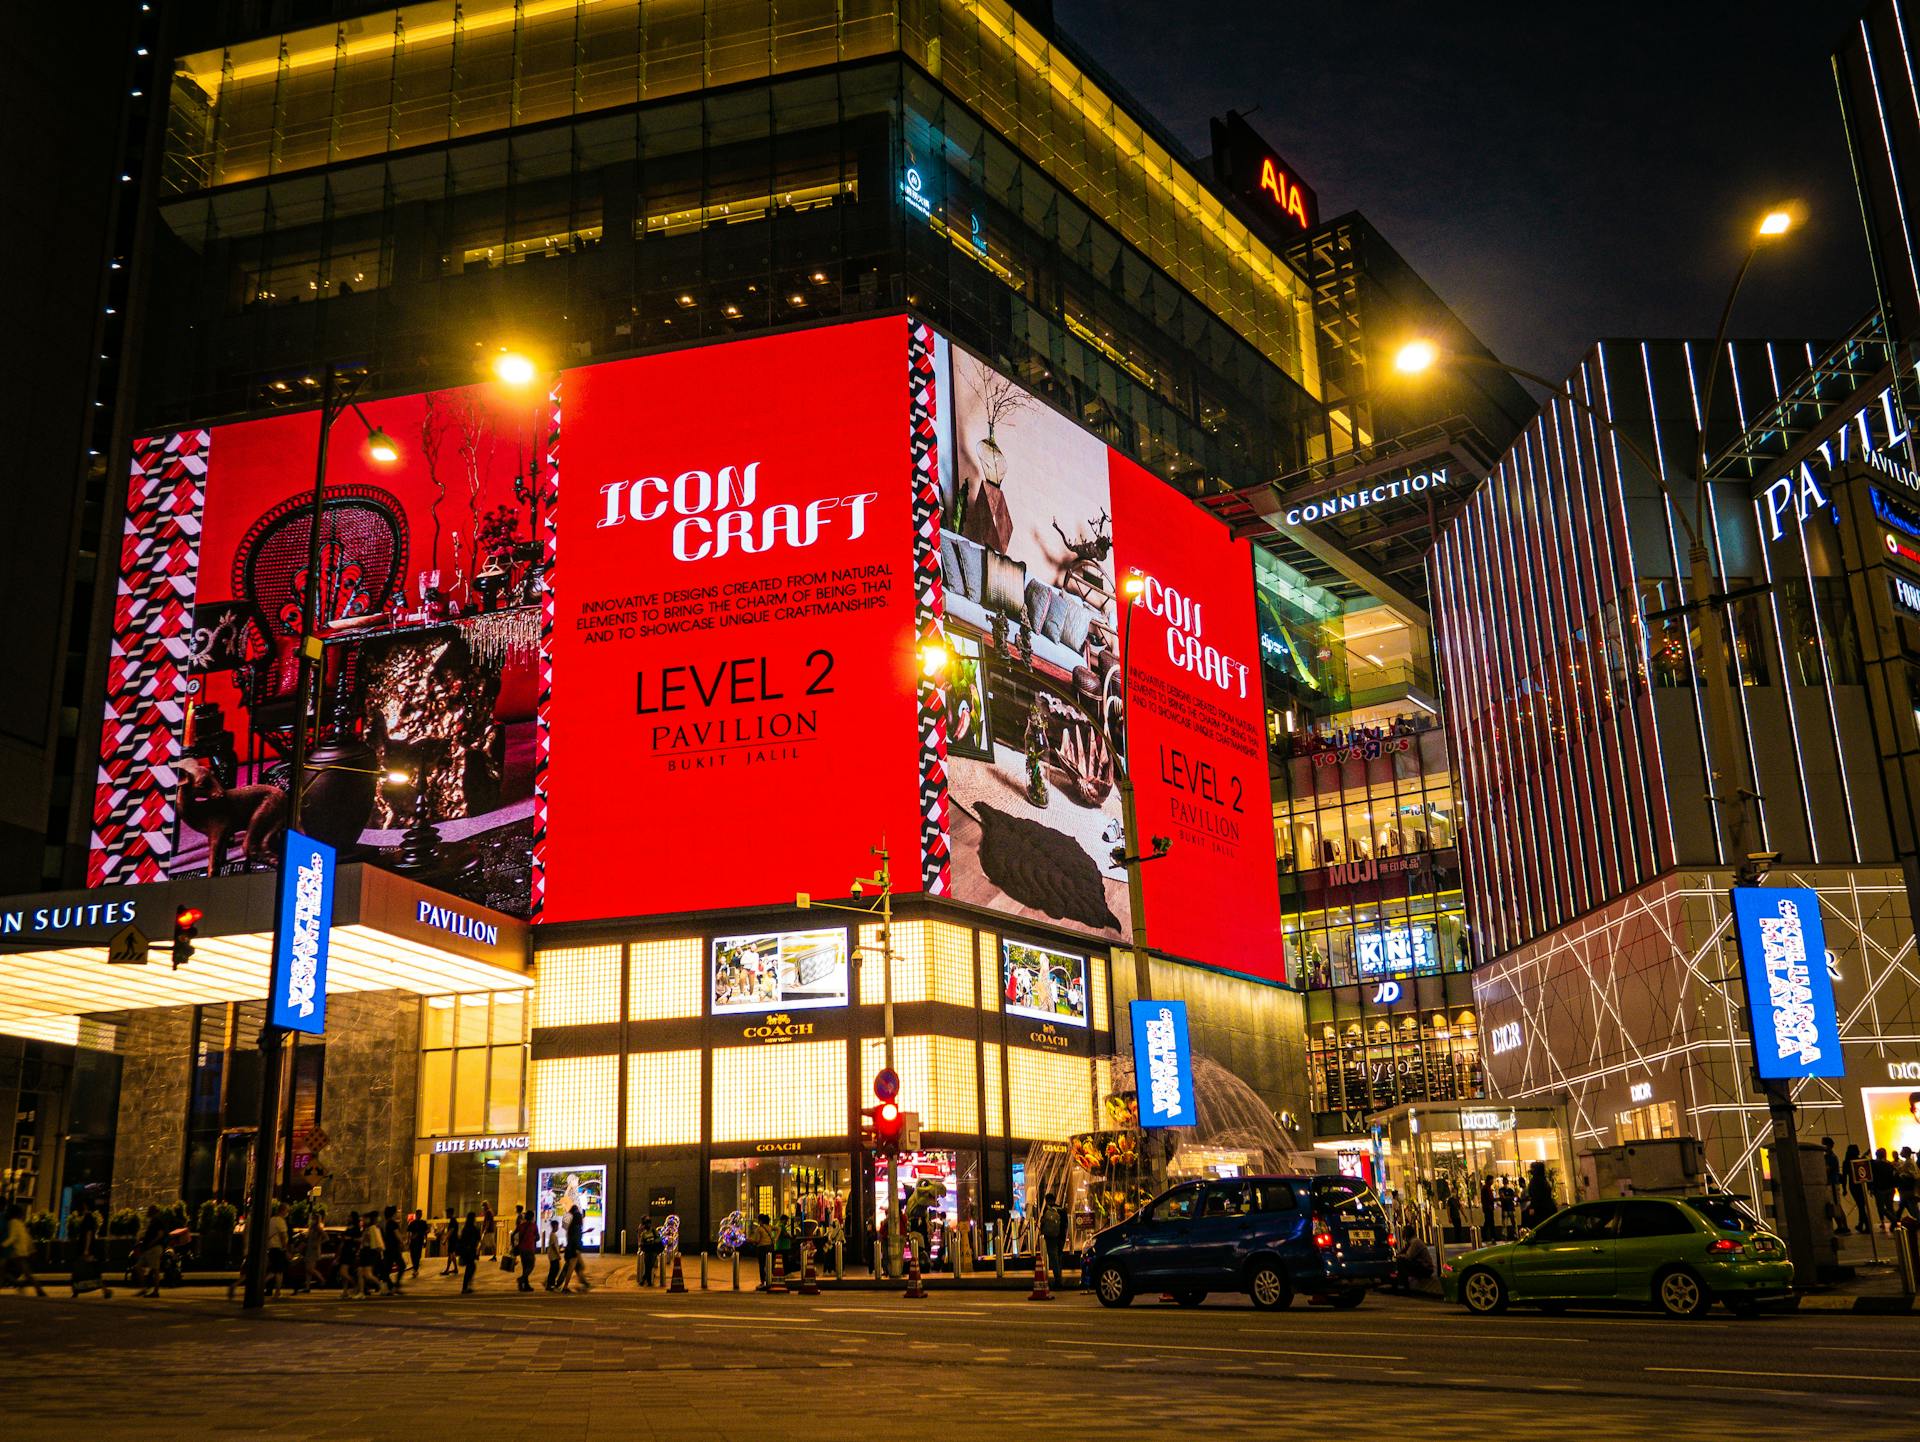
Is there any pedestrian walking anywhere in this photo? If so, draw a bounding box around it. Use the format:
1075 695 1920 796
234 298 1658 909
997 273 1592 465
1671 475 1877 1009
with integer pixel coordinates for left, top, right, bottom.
338 1212 364 1299
556 1204 591 1292
1478 1175 1496 1241
299 1212 324 1293
1521 1160 1555 1230
265 1202 290 1298
381 1206 405 1294
2 1204 46 1296
69 1201 111 1300
457 1212 481 1294
1496 1177 1517 1238
134 1205 167 1297
361 1206 392 1295
543 1215 563 1290
1872 1148 1898 1231
480 1201 497 1258
1896 1149 1920 1221
1038 1190 1066 1269
1842 1144 1871 1234
514 1208 539 1291
441 1208 460 1275
406 1210 428 1277
1821 1137 1845 1227
638 1214 660 1286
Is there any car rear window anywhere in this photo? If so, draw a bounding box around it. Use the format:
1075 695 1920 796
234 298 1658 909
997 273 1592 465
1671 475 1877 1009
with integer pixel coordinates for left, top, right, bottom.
1615 1200 1693 1238
1687 1197 1763 1234
1311 1177 1385 1224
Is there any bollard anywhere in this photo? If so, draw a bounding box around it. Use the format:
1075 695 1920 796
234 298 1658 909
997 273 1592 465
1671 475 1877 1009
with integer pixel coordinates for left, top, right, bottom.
797 1243 821 1296
700 1251 709 1290
731 1250 741 1290
903 1239 928 1299
833 1240 843 1279
1028 1240 1053 1301
1900 1220 1919 1297
668 1251 687 1294
769 1250 789 1294
994 1221 1005 1279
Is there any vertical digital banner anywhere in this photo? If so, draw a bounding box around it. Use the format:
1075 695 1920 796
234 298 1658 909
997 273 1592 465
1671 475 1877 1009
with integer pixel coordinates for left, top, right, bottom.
540 319 924 922
1131 998 1197 1127
1732 886 1843 1080
270 829 335 1035
1108 451 1282 979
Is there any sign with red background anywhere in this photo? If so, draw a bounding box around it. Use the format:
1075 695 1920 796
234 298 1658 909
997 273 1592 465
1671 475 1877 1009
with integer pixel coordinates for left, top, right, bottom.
540 320 923 923
1109 451 1282 977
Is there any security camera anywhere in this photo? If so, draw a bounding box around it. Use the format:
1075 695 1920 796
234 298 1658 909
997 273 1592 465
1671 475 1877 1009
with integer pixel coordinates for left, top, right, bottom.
850 880 864 897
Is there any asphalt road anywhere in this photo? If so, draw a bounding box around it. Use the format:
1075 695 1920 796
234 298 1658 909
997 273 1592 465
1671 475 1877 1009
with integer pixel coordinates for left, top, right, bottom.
3 1275 1915 1440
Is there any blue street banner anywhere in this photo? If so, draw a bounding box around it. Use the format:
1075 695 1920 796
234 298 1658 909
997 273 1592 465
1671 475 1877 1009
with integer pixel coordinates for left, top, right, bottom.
270 831 335 1035
1731 886 1843 1080
1131 998 1197 1127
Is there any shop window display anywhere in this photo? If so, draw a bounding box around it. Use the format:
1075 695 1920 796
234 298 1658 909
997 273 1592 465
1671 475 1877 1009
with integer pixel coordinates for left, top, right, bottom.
709 1154 851 1260
871 1149 980 1271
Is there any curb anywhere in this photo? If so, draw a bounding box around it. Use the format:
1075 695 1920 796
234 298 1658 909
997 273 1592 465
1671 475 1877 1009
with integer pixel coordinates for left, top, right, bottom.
1791 1292 1915 1314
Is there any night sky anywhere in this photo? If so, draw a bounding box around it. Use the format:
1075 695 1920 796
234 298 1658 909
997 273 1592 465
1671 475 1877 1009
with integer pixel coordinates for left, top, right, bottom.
1055 0 1877 382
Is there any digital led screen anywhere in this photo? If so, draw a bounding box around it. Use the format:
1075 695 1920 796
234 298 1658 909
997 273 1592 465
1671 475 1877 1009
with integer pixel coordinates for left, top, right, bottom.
1732 886 1843 1081
1002 939 1088 1028
537 1164 607 1251
711 927 849 1015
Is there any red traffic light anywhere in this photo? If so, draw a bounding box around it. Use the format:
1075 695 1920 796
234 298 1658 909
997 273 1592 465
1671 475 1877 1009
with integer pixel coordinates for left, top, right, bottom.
175 907 204 931
172 906 202 971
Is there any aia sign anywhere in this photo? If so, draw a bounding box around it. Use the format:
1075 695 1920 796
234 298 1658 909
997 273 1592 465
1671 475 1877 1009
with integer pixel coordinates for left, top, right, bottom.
1211 111 1318 235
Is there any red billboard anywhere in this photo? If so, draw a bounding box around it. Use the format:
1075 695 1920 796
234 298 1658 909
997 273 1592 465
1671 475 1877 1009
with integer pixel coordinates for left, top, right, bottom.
536 320 925 923
92 317 1280 977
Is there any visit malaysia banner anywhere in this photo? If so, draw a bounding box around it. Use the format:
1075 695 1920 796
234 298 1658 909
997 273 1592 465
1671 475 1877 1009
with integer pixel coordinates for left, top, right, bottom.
1108 452 1282 978
540 320 924 922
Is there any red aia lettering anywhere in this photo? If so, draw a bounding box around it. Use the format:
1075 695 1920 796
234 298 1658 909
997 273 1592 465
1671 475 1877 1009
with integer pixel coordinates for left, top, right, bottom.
1258 156 1309 229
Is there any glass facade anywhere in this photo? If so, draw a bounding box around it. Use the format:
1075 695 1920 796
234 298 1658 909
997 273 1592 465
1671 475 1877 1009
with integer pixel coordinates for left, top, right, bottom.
151 0 1321 511
417 990 529 1139
1304 985 1481 1125
1430 337 1908 961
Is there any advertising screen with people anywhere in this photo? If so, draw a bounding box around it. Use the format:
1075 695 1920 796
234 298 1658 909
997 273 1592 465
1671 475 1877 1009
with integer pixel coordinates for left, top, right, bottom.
536 1164 607 1250
711 928 849 1014
1003 939 1088 1027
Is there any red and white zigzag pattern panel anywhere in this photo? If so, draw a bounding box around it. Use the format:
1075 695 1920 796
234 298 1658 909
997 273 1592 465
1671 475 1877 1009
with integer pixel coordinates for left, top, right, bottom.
531 380 561 920
89 430 210 886
908 321 951 896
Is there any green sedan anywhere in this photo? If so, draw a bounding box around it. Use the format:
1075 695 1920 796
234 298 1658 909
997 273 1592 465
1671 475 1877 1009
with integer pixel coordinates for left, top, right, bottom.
1442 1195 1792 1318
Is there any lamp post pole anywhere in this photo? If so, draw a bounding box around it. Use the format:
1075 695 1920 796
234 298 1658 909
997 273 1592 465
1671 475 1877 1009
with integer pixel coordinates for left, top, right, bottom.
876 845 899 1279
1117 589 1153 1005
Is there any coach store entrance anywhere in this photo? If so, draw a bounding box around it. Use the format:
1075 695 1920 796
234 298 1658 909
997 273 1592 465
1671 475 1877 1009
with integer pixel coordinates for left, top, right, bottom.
708 1151 852 1251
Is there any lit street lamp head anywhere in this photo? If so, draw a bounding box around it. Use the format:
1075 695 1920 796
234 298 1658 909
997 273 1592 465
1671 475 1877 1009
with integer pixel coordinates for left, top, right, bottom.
493 350 539 386
1757 208 1793 238
1121 569 1146 599
919 639 951 676
365 428 399 464
1394 338 1439 375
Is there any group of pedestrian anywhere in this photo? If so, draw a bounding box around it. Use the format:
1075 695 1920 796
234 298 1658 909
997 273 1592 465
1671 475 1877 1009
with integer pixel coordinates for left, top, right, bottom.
1823 1135 1920 1235
1472 1162 1556 1240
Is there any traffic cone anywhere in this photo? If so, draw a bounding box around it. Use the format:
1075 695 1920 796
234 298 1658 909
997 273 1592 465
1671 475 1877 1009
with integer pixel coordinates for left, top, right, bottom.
667 1251 687 1294
796 1243 820 1296
903 1239 928 1299
768 1250 789 1294
1027 1250 1054 1301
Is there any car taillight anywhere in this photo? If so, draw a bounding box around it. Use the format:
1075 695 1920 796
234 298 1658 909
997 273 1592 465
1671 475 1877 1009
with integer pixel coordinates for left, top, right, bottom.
1707 1237 1744 1255
1312 1224 1334 1249
1386 1233 1396 1248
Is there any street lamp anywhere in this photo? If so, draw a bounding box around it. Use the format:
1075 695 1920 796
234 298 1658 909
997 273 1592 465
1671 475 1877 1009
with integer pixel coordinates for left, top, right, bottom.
492 349 539 387
798 844 901 1277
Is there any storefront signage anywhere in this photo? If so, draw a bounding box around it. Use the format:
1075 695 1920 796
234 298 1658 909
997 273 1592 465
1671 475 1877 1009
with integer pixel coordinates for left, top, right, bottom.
1311 735 1412 769
270 830 334 1037
1871 484 1920 540
0 898 138 936
753 1140 805 1153
1628 1081 1654 1103
740 1012 816 1043
1890 1061 1920 1081
1131 999 1197 1128
432 1134 529 1155
1886 533 1920 570
902 166 932 218
414 900 501 947
1355 923 1438 978
1027 1021 1074 1051
1732 886 1844 1080
1890 570 1920 622
1371 980 1403 1005
1211 112 1318 233
1489 1020 1523 1056
1760 381 1917 542
1459 1110 1515 1132
1284 467 1452 526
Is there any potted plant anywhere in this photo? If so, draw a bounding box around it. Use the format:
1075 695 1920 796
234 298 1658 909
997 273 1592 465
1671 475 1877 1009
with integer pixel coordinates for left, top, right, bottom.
26 1210 56 1262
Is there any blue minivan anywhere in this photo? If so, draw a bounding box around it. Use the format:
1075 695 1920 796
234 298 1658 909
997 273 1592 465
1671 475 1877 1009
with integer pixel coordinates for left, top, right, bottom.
1081 1175 1394 1310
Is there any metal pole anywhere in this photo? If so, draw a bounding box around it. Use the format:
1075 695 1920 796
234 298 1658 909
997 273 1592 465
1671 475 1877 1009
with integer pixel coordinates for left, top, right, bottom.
242 371 337 1311
1119 595 1152 1004
881 846 899 1280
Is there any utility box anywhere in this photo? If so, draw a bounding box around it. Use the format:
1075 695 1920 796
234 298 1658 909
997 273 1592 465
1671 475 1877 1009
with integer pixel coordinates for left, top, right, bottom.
1578 1137 1706 1198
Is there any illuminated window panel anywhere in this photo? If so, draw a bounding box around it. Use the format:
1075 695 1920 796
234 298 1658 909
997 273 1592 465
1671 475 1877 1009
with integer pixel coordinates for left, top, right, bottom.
629 937 702 1021
924 921 975 1007
859 921 927 1005
532 945 620 1028
530 1055 617 1151
1006 1047 1094 1140
859 1034 978 1134
711 1042 847 1144
977 932 998 1013
1090 953 1110 1032
626 1050 702 1147
982 1043 1004 1137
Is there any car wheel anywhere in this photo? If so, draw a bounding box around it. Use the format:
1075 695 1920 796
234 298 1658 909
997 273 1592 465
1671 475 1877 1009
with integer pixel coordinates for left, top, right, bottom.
1171 1289 1206 1307
1247 1262 1292 1311
1093 1263 1132 1308
1655 1267 1710 1318
1460 1267 1508 1315
1329 1287 1366 1310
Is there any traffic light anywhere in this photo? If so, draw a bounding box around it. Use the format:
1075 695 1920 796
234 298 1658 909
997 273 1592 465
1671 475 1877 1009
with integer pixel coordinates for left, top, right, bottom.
872 1099 904 1153
171 906 202 970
